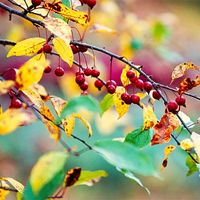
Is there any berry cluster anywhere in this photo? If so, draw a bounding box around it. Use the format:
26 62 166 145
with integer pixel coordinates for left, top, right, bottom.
167 96 186 113
71 44 88 54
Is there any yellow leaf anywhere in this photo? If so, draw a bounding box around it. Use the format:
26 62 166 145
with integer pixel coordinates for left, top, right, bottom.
171 62 199 81
43 2 88 26
143 104 157 130
113 86 129 119
164 145 176 157
43 17 72 44
191 132 200 160
0 177 24 193
16 53 49 90
0 109 30 135
30 83 49 99
0 189 9 200
7 37 46 57
120 65 140 86
40 105 61 141
136 92 147 99
73 113 92 137
11 0 31 8
180 138 194 151
50 96 67 116
53 37 74 67
62 116 75 137
0 80 14 95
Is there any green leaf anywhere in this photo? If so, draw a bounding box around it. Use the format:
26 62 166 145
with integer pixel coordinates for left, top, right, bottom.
94 140 158 177
117 168 150 195
130 38 143 50
185 155 198 176
125 128 151 148
55 95 100 124
74 170 108 186
24 151 68 200
100 94 114 115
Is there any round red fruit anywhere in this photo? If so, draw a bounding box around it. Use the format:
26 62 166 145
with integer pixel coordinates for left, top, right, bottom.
175 96 186 106
144 81 153 93
126 70 135 79
31 0 42 7
10 98 22 109
70 44 79 54
44 66 52 73
121 92 131 104
76 75 85 85
167 100 178 112
130 76 138 83
84 68 92 76
152 90 161 100
78 45 88 53
106 80 117 88
107 84 116 94
131 94 140 104
135 79 144 90
91 69 100 77
43 43 52 53
80 82 89 91
55 67 65 77
94 79 104 90
85 0 96 8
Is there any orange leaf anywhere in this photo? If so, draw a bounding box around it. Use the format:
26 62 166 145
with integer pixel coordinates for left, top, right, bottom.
171 62 199 81
178 77 200 95
151 113 179 145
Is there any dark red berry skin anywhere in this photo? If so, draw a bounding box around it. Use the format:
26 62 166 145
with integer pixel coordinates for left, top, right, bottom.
135 79 144 90
175 96 186 106
32 0 42 7
78 45 88 52
106 80 117 88
91 69 100 77
131 94 140 104
75 75 85 85
55 67 65 77
76 71 84 76
130 76 138 84
152 90 161 100
85 0 96 8
84 68 92 76
94 79 104 90
43 43 52 53
144 81 153 93
107 84 116 94
167 100 178 112
70 44 79 54
80 82 89 91
10 98 22 109
37 47 43 54
126 70 135 79
44 66 52 73
121 93 131 104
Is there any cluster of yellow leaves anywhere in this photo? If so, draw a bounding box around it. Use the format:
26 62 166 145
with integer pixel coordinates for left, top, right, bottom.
171 62 199 81
151 113 180 145
43 1 88 26
161 145 176 169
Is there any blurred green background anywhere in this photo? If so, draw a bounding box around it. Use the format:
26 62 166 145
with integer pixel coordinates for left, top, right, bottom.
0 0 200 199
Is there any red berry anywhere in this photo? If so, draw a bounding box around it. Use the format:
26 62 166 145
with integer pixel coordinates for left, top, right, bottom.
78 45 88 52
75 75 85 85
43 43 52 53
175 96 186 106
130 76 138 83
121 93 131 104
152 90 161 100
106 80 117 88
31 0 42 7
80 82 89 91
37 47 43 54
70 44 79 54
85 0 96 8
131 94 140 104
107 84 116 94
44 66 52 73
55 67 65 76
135 79 144 90
10 98 22 109
94 79 104 90
167 100 178 112
84 68 92 76
126 70 135 79
76 71 84 76
91 69 100 77
144 81 153 93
